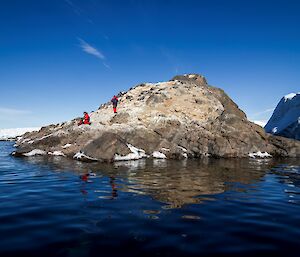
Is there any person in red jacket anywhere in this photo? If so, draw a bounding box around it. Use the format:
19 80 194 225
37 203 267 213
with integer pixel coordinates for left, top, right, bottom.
111 95 119 113
78 112 91 125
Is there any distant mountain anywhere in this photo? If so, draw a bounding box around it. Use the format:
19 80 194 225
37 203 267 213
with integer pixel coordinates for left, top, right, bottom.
0 127 40 141
265 93 300 140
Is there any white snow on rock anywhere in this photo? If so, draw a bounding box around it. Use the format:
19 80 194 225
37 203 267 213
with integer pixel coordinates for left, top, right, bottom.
284 93 297 102
182 153 188 158
272 127 278 134
176 146 188 158
23 149 46 157
152 151 167 159
48 151 65 156
177 146 187 152
73 152 98 161
62 143 72 149
0 127 40 140
20 138 31 143
114 144 147 161
249 151 272 159
23 133 53 145
36 134 53 141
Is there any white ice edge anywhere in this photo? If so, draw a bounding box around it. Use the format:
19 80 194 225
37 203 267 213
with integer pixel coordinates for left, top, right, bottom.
249 151 272 159
48 151 65 156
23 149 47 156
114 144 147 161
152 151 167 159
73 152 98 161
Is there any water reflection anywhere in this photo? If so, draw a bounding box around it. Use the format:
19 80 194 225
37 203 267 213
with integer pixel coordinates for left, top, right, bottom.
16 156 300 208
4 140 300 256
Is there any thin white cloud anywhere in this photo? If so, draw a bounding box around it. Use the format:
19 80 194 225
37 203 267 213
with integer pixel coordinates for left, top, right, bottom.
0 107 31 116
64 0 82 16
78 38 105 60
103 62 111 69
252 108 275 117
160 47 181 74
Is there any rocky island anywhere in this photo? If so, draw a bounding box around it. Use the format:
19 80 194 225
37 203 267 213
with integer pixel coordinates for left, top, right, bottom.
13 74 300 162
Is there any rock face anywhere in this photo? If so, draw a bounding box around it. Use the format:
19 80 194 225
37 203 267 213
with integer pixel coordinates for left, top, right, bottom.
13 74 300 162
265 93 300 140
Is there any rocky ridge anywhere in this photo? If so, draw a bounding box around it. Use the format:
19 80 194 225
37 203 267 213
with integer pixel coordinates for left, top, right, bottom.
13 74 300 162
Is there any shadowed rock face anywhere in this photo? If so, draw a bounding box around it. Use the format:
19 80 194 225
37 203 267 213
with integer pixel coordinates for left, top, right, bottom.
13 74 300 162
265 93 300 140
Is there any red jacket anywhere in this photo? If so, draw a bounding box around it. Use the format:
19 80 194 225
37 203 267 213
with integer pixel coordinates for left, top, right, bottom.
111 96 118 107
84 113 90 124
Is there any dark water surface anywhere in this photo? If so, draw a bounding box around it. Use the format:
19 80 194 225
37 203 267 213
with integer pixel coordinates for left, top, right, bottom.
1 141 300 257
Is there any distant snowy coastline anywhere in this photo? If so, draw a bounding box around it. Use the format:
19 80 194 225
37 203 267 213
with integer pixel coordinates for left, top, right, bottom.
252 120 267 128
0 127 40 141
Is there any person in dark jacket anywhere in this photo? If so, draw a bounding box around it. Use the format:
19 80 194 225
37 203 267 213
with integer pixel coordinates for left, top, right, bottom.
78 112 91 125
111 95 119 113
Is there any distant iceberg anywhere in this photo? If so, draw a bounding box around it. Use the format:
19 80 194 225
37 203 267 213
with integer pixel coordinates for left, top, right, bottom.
0 127 40 141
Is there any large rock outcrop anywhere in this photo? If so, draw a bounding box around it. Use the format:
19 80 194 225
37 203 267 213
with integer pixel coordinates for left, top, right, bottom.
13 74 300 162
265 93 300 140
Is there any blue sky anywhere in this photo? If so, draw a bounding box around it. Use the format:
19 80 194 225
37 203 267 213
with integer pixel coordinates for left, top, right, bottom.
0 0 299 129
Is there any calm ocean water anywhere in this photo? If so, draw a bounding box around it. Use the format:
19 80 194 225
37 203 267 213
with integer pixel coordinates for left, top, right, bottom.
1 141 300 257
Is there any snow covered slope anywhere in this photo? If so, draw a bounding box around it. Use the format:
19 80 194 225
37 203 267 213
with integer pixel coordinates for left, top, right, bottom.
265 93 300 140
0 127 40 141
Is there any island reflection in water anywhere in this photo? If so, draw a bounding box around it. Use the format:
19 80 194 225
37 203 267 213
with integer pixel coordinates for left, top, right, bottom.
3 139 300 257
20 156 291 208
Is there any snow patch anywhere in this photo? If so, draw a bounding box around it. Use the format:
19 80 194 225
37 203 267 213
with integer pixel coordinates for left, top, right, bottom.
182 153 188 158
38 134 53 141
73 151 98 161
272 127 278 134
48 151 65 156
152 151 167 159
284 93 297 102
249 151 272 159
62 143 72 149
20 138 31 143
25 134 53 145
114 144 147 161
177 146 187 152
23 149 46 157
